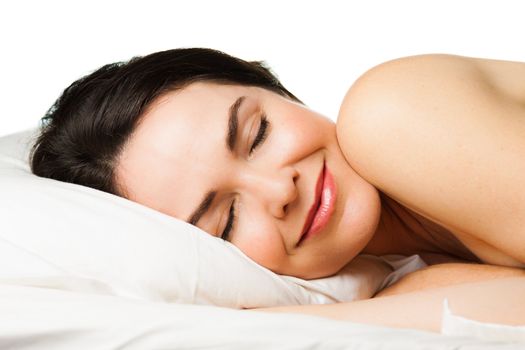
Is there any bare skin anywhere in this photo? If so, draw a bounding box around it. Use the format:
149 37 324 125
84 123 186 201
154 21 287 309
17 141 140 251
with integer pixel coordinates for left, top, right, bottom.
252 54 525 329
375 262 525 297
252 275 525 332
339 54 525 267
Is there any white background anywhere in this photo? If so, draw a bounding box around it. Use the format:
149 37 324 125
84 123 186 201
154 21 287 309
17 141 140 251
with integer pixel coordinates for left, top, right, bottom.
1 0 524 136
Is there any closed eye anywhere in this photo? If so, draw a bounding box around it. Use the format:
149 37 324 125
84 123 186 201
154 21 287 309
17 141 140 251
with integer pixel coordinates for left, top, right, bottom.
221 198 236 241
221 113 271 241
249 113 269 156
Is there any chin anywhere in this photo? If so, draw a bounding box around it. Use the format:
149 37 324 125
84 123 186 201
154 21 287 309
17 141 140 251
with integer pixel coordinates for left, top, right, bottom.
330 179 382 268
327 140 383 254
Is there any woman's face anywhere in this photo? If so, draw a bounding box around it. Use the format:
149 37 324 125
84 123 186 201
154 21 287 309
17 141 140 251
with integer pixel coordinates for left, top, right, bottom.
116 82 382 279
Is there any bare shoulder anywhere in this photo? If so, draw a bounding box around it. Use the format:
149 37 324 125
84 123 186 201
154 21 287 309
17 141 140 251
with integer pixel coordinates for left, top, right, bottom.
336 53 525 161
336 54 525 266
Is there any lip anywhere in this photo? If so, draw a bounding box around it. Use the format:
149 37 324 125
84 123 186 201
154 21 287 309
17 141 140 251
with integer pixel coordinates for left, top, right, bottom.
297 160 337 246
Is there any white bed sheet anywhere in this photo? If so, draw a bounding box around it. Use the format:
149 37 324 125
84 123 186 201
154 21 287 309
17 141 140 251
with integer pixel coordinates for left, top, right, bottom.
0 284 522 350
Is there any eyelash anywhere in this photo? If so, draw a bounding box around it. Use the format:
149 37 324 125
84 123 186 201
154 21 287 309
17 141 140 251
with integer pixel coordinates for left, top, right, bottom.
249 113 269 156
221 113 270 241
221 199 237 241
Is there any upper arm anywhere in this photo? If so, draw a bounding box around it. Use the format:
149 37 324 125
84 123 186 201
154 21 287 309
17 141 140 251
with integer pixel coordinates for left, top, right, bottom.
336 54 525 265
375 263 525 297
251 277 525 332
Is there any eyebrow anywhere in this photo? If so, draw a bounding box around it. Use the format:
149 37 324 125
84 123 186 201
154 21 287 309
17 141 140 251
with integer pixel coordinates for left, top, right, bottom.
226 96 245 152
186 96 246 226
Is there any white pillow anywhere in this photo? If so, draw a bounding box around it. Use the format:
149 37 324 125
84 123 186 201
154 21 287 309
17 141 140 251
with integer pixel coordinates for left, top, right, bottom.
0 128 426 308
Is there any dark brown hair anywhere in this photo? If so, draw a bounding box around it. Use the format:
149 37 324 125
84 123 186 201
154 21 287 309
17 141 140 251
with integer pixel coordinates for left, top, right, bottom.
29 48 302 197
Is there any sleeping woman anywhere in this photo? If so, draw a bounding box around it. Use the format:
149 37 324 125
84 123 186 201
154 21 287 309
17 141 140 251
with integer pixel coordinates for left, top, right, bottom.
29 48 525 332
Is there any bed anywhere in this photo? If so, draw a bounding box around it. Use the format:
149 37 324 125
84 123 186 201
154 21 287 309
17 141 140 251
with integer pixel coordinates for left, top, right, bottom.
1 128 523 349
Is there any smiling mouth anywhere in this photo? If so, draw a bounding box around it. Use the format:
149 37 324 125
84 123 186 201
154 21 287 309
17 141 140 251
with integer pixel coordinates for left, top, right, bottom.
296 159 337 246
297 161 325 245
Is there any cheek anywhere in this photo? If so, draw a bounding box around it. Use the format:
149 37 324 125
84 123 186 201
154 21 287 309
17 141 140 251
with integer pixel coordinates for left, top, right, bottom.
235 228 285 270
287 112 334 145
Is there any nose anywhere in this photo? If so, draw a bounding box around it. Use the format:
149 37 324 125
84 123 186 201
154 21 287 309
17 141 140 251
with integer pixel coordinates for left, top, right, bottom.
236 166 299 218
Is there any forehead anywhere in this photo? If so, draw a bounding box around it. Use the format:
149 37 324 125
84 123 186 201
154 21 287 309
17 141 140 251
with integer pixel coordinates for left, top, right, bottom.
149 82 248 121
115 82 253 219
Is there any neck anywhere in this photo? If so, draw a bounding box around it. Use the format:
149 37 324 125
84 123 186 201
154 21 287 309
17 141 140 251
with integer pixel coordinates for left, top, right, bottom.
361 192 414 256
